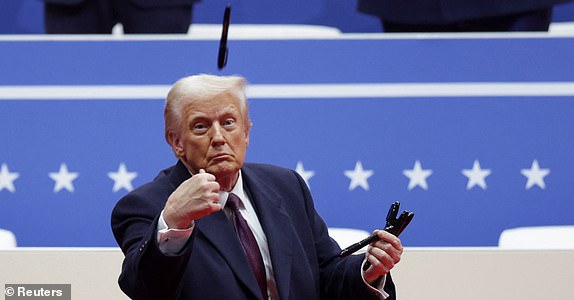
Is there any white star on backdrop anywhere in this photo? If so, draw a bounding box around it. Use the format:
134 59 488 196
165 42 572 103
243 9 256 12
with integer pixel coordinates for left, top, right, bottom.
344 161 374 191
403 160 433 190
521 160 550 190
108 163 138 192
462 160 492 190
295 161 314 188
49 163 79 193
0 163 20 193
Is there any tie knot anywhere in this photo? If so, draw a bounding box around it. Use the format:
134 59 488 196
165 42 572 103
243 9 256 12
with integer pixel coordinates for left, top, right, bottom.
226 193 242 212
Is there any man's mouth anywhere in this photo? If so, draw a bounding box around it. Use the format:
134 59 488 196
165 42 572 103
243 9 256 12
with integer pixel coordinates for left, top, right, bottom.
209 153 231 161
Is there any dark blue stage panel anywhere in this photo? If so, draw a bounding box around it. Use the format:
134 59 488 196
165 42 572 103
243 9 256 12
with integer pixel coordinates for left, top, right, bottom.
1 36 573 247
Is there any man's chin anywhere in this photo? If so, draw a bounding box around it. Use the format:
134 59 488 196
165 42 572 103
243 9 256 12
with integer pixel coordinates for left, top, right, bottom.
206 163 240 178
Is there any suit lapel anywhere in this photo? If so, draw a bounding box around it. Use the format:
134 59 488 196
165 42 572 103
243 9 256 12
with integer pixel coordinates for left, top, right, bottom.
166 160 192 189
195 212 264 299
169 161 264 299
243 166 295 300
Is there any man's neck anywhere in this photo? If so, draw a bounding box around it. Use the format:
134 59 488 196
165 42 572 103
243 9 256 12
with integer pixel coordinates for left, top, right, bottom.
217 171 240 192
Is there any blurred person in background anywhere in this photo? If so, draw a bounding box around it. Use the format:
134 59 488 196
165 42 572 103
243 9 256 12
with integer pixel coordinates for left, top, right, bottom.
357 0 574 32
44 0 198 34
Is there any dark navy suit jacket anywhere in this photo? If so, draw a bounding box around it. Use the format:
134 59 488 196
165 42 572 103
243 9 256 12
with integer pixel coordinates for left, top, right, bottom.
358 0 572 24
111 161 395 300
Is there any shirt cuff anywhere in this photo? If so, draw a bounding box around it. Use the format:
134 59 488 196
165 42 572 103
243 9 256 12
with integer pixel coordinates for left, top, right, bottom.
156 210 194 255
360 259 390 299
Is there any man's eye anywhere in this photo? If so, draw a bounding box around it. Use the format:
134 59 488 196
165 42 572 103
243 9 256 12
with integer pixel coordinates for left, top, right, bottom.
223 118 236 127
193 123 208 132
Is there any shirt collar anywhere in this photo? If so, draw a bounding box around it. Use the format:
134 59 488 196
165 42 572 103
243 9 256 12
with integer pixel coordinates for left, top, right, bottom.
219 170 245 208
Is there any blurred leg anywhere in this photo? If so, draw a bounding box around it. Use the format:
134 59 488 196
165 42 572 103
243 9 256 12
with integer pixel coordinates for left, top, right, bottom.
380 7 553 33
459 8 553 32
505 8 553 31
382 20 458 32
117 1 192 34
44 0 116 34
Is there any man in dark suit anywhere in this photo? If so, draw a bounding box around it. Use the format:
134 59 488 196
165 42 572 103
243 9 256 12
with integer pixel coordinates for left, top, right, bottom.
357 0 573 32
111 74 403 299
44 0 197 34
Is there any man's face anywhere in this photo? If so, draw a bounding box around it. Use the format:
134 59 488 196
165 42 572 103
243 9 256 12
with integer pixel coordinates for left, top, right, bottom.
170 93 249 181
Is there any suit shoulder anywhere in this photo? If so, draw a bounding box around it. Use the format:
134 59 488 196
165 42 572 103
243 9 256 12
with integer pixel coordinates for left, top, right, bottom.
112 163 183 213
243 163 297 177
131 165 177 195
242 163 307 189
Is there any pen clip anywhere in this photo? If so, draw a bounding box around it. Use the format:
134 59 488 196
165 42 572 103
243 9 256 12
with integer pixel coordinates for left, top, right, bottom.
384 201 415 237
394 211 414 236
385 201 400 228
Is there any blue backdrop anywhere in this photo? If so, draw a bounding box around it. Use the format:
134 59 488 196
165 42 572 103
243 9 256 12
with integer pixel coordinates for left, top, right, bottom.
1 37 574 247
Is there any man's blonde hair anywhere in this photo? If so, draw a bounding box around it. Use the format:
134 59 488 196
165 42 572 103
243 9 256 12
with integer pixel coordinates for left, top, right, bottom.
164 74 252 144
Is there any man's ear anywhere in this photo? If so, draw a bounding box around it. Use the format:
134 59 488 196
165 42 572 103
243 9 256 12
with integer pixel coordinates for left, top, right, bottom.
167 130 184 157
244 129 250 148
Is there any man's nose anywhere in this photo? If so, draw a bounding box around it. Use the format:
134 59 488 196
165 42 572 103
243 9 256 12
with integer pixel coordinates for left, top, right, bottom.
210 123 226 145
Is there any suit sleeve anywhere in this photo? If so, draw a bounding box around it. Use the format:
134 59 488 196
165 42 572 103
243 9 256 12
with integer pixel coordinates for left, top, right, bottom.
111 191 194 300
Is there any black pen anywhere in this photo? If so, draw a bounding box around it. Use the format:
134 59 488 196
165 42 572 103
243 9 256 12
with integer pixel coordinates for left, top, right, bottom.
338 225 393 257
217 4 231 69
338 201 414 259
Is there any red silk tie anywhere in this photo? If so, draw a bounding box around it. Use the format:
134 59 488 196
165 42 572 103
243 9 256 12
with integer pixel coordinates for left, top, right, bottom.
227 193 268 299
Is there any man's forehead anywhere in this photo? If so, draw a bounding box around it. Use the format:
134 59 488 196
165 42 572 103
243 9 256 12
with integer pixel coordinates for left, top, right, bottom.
185 91 239 105
183 98 241 117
